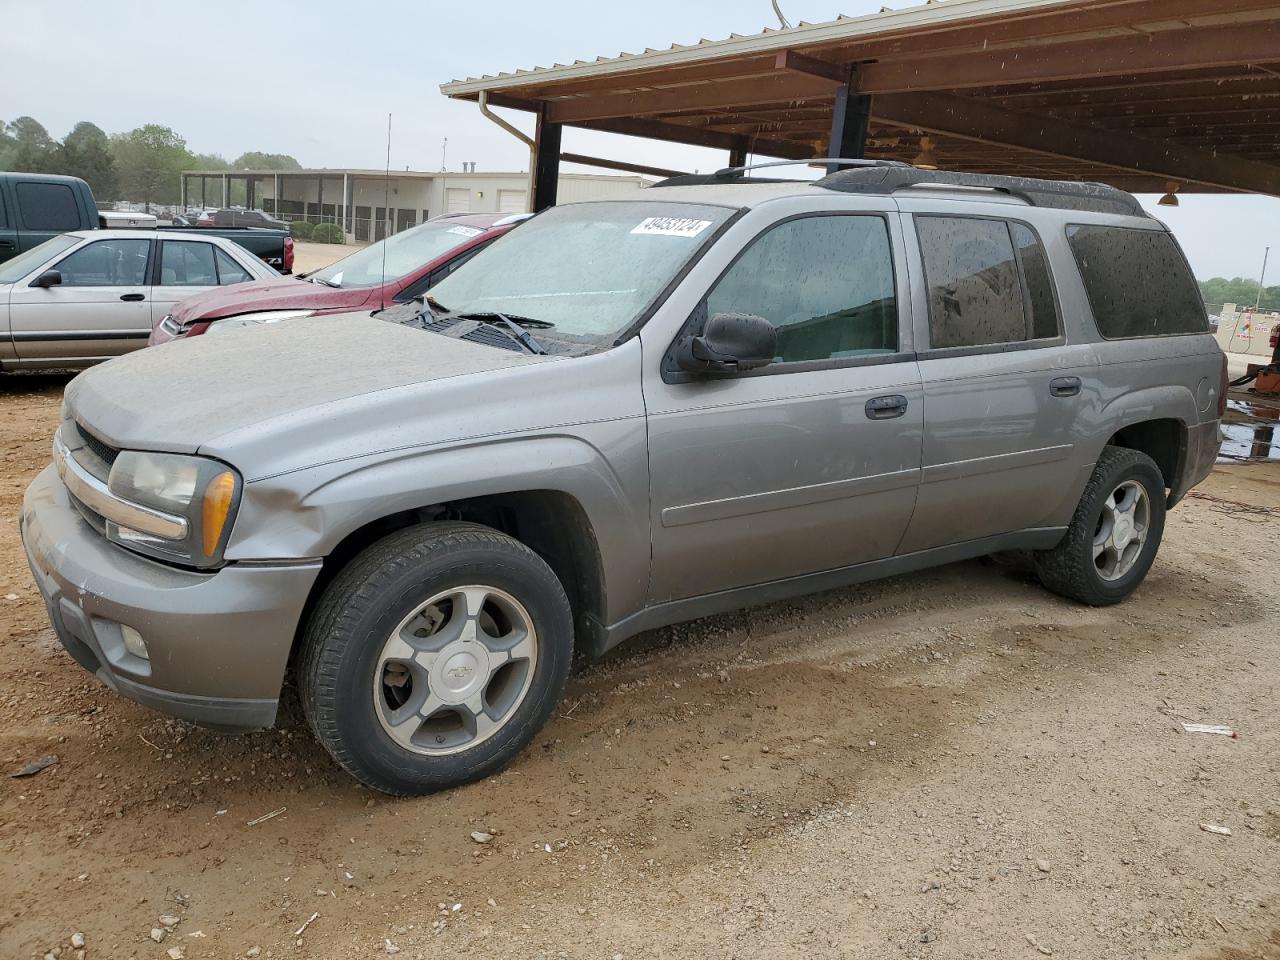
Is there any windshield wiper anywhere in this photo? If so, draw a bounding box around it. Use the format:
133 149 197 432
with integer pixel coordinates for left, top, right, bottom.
448 312 548 355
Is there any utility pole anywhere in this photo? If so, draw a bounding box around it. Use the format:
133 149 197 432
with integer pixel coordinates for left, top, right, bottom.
1256 245 1271 312
441 137 448 172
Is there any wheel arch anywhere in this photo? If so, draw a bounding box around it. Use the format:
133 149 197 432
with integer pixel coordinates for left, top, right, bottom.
1095 384 1198 505
254 435 647 669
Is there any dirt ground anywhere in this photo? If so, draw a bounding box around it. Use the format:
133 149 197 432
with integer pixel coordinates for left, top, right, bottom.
290 241 366 276
2 374 1278 960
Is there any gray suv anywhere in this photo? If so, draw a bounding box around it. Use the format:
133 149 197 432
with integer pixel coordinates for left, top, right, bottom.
21 164 1225 795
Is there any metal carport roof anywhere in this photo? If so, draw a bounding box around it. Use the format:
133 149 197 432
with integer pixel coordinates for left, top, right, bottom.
441 0 1280 203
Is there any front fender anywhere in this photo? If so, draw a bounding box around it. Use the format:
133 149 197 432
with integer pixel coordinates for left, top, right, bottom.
225 424 650 624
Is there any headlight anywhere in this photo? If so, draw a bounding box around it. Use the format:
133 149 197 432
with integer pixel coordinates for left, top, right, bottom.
205 309 314 335
105 451 242 568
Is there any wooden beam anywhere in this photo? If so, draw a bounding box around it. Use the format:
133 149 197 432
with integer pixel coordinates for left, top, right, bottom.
573 115 812 160
773 49 848 85
856 21 1280 94
531 108 562 211
545 72 841 124
559 152 685 178
871 91 1280 194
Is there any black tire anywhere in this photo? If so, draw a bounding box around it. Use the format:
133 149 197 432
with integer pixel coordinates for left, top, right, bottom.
1033 446 1167 606
300 521 573 795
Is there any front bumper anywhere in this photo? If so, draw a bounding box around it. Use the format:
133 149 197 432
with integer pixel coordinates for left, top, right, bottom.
21 465 321 730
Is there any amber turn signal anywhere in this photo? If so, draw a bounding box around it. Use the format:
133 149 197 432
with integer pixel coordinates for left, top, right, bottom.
202 470 238 557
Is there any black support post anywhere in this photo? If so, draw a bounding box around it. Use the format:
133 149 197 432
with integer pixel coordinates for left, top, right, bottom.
728 145 748 169
828 77 871 174
531 107 562 212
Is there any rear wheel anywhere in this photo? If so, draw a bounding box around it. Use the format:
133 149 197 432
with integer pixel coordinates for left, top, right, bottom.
300 522 573 795
1034 446 1167 605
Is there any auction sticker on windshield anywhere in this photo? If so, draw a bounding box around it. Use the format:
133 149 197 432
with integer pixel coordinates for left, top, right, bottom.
447 225 484 238
630 217 712 238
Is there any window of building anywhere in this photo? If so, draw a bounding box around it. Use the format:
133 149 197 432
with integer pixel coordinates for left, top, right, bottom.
704 215 898 364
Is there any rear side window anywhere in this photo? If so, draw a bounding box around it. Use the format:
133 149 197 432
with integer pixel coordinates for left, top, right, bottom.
215 248 252 285
917 216 1060 350
1066 225 1207 338
160 241 217 286
705 214 898 364
16 182 81 231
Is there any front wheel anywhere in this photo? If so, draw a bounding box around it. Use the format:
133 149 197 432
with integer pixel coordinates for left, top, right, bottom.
1034 446 1167 606
300 522 574 795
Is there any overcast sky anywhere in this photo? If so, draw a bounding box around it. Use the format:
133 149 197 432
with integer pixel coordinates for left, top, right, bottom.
4 0 1276 282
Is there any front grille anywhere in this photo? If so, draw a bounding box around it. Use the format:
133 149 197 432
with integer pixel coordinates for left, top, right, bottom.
73 422 119 468
67 489 108 536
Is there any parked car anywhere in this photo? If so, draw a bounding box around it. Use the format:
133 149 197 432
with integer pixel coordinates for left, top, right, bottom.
0 229 277 369
150 212 527 343
22 166 1224 795
199 208 287 231
0 174 293 272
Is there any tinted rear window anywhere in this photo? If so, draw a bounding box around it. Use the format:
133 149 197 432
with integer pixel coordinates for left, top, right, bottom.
16 182 82 231
1066 225 1207 338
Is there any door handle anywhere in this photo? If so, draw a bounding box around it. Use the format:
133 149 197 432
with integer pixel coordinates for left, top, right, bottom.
0 239 14 249
1049 376 1082 398
120 293 146 302
865 395 908 420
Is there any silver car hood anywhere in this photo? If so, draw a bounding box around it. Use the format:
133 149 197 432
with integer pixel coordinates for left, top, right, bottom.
67 313 551 464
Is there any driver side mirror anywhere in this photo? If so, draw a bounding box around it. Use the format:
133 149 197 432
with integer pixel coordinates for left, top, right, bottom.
675 311 776 376
32 269 62 289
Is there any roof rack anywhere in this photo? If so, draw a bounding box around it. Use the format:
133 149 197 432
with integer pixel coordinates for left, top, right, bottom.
815 166 1146 217
651 157 908 188
654 159 1147 218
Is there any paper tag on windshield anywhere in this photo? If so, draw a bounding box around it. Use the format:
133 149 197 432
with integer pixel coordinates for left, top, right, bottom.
631 217 712 238
446 225 483 238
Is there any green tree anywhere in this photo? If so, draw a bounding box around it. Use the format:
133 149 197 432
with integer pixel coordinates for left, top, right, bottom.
232 151 301 170
1199 277 1280 312
5 116 60 173
192 152 230 170
111 124 193 211
59 121 118 199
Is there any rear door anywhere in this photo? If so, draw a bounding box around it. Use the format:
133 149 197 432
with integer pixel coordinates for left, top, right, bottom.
12 180 86 253
9 236 153 362
644 205 923 602
151 238 222 323
897 204 1093 553
152 239 259 323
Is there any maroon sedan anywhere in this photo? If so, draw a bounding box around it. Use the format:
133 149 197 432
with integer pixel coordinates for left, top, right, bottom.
151 212 527 344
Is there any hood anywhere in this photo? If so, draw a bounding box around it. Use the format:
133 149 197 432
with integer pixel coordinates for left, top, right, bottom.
169 276 381 324
67 313 552 472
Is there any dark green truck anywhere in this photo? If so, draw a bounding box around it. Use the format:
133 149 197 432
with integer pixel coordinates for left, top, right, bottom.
0 173 293 273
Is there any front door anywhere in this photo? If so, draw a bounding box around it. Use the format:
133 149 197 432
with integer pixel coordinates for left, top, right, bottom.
643 211 923 603
9 236 153 363
897 208 1091 553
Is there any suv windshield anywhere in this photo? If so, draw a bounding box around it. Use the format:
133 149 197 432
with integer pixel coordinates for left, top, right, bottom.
0 234 80 284
310 219 489 289
427 201 734 346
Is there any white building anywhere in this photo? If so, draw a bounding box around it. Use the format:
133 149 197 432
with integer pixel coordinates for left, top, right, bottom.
179 168 651 242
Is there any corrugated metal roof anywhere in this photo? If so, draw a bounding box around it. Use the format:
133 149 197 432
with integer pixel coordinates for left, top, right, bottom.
440 0 1084 95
